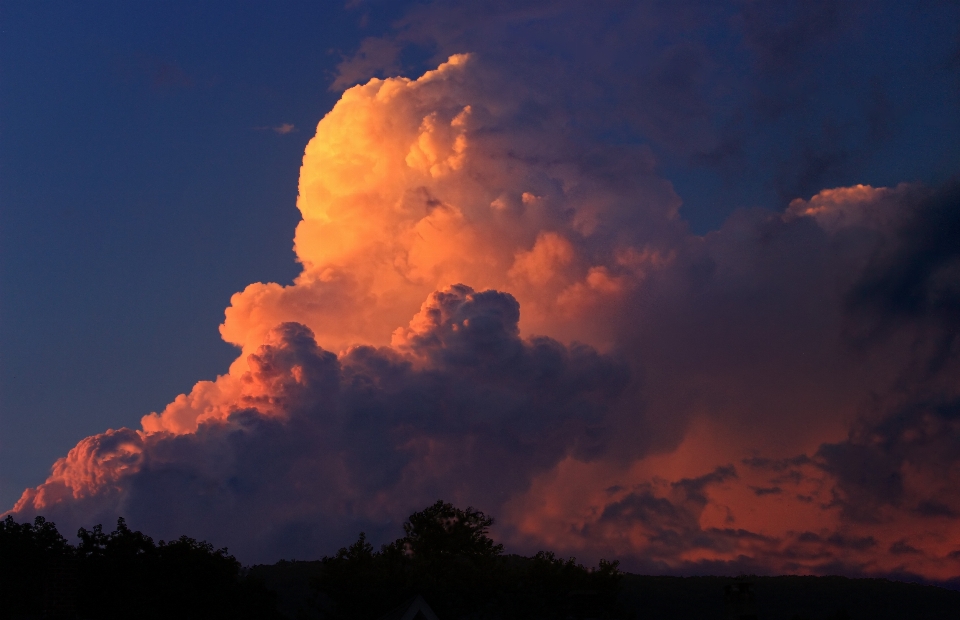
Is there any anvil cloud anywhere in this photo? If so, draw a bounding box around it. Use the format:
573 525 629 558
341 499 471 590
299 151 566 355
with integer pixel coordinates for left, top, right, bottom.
8 50 960 582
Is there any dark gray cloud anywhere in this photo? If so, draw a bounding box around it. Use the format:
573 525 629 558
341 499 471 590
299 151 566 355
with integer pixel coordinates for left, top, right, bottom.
844 181 960 361
595 467 744 554
12 286 629 563
13 171 960 578
334 0 960 224
8 5 960 577
818 397 960 523
811 182 960 523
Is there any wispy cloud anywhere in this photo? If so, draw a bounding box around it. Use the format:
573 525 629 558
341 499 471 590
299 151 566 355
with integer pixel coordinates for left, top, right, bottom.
254 123 297 134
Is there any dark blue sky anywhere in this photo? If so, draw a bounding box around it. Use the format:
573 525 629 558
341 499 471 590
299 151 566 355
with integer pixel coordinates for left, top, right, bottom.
1 1 368 506
2 0 959 512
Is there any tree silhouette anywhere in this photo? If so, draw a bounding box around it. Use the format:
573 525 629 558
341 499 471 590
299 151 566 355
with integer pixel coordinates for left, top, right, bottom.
507 551 622 619
0 515 281 619
3 506 624 619
74 518 282 619
314 500 623 620
399 500 504 561
0 515 73 618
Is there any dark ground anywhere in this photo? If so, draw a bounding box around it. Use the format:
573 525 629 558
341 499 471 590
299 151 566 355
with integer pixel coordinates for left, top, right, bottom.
249 560 960 619
617 574 960 619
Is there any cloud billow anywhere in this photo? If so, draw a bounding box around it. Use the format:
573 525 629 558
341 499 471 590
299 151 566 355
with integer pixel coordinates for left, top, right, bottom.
13 286 628 562
8 51 960 581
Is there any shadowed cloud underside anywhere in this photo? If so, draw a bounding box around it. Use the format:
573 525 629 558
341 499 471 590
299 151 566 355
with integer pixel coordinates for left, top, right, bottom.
8 55 960 581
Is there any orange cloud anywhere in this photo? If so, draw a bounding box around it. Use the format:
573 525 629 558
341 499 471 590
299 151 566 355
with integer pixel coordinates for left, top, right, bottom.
221 53 679 363
8 55 960 581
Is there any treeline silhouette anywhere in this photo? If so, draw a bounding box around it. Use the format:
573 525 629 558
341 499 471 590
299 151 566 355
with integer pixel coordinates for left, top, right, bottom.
0 515 281 619
6 502 960 619
308 500 622 619
1 502 621 619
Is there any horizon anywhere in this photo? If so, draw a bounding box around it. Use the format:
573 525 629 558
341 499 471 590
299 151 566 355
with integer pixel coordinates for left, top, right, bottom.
11 507 960 595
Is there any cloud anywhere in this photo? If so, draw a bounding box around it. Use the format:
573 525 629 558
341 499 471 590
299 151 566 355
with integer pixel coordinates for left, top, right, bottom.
114 54 196 92
254 123 297 134
220 53 681 361
332 37 403 90
842 181 960 357
12 286 628 562
496 177 960 578
332 0 960 218
738 0 852 79
7 49 960 582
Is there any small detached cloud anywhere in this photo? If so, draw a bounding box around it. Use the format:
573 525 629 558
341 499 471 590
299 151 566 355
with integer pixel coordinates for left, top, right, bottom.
254 123 297 134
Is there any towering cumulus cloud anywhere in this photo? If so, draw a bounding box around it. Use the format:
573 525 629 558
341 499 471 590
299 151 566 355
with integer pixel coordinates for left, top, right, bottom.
9 56 960 581
216 53 683 360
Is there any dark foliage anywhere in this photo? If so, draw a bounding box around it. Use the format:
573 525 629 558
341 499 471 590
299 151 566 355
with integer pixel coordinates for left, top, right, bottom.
0 515 281 620
502 551 623 619
0 515 73 619
248 559 326 619
313 500 623 620
10 505 956 620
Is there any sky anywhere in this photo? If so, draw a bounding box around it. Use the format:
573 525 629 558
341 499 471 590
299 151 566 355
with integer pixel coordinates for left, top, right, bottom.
2 0 960 582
